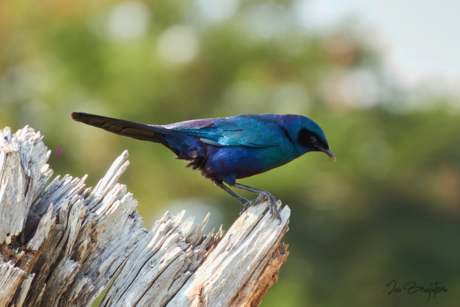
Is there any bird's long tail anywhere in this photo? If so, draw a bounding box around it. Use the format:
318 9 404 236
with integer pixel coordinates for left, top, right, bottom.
71 112 182 153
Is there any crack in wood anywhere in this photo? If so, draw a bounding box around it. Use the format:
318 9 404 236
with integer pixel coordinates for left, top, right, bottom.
0 126 290 307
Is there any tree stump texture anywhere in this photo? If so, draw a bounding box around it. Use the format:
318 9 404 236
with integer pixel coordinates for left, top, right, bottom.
0 126 290 307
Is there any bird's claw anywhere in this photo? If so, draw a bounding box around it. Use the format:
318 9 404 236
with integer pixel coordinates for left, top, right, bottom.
239 196 265 215
240 193 282 224
267 195 282 224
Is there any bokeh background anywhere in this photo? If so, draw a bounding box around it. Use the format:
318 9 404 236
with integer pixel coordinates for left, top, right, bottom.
1 0 459 306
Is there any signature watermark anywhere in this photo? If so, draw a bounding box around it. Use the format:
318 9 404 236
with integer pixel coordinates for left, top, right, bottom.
383 280 447 302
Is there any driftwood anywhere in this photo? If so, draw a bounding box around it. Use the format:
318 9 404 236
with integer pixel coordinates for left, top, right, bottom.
0 126 290 307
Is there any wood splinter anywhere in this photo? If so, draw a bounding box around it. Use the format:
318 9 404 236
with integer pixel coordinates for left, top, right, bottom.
0 125 290 307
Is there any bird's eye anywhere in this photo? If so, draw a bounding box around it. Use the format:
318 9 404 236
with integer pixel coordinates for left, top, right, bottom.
310 136 317 143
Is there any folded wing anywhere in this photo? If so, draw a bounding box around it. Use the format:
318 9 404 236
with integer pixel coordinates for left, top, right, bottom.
166 115 286 148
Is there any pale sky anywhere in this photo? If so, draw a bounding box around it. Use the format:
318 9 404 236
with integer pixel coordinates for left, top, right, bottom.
296 0 460 91
106 0 460 96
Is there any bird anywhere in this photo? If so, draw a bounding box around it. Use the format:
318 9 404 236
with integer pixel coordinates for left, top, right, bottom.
71 112 335 222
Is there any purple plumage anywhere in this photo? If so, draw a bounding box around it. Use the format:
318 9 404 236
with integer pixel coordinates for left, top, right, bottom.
71 112 335 222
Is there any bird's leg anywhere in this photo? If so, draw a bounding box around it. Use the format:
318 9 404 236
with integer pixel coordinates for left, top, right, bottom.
212 179 249 205
230 183 281 223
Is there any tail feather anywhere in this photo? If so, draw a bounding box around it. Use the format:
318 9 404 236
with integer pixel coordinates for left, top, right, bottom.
71 112 210 169
71 112 168 143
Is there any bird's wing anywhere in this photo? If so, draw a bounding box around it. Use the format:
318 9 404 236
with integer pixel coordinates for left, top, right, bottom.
163 118 219 139
165 115 286 148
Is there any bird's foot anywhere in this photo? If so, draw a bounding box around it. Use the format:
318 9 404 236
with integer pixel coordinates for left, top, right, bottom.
239 195 265 215
267 194 282 224
239 192 282 224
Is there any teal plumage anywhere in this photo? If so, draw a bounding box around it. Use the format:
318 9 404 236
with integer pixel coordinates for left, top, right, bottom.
72 112 335 221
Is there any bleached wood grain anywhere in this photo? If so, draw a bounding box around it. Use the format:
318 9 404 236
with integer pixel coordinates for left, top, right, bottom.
0 126 290 307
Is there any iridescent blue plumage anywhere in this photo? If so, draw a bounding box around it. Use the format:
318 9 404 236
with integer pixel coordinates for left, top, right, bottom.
71 112 335 221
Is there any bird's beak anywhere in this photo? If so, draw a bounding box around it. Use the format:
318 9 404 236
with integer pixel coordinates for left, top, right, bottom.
320 148 336 162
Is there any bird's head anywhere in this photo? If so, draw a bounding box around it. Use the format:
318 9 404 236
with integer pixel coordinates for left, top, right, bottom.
283 115 336 161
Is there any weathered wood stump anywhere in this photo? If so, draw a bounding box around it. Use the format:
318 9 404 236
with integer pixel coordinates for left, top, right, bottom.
0 126 290 307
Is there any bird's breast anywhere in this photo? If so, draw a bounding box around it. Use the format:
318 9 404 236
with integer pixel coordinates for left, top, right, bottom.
202 143 298 184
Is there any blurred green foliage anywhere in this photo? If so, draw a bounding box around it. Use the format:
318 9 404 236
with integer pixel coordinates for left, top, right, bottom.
1 0 459 306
